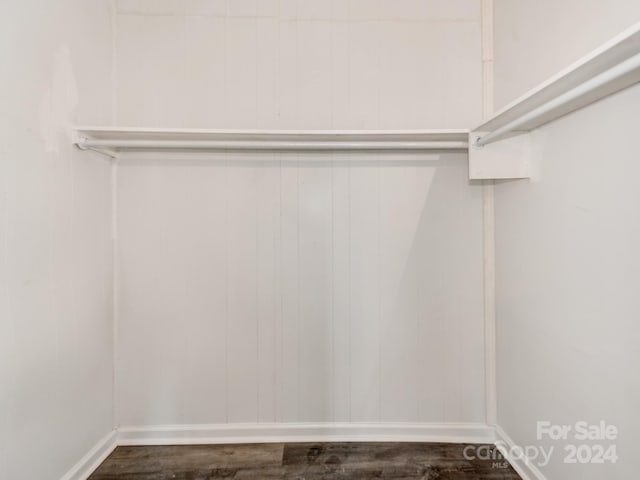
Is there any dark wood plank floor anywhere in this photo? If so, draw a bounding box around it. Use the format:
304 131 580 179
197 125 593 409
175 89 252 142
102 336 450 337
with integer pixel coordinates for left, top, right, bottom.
89 443 521 479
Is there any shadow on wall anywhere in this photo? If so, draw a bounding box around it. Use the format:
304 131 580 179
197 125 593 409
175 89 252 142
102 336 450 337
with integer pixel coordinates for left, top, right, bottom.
115 152 485 426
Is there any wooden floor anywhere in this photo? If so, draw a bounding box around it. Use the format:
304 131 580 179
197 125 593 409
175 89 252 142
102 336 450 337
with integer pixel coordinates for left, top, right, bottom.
89 442 521 479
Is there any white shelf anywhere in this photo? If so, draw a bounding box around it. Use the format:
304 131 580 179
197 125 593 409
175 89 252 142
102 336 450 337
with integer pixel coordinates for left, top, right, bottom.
74 127 469 155
474 21 640 147
75 22 640 180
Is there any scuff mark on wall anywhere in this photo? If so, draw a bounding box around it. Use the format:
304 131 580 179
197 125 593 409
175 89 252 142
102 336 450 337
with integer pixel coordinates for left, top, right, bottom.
39 45 78 153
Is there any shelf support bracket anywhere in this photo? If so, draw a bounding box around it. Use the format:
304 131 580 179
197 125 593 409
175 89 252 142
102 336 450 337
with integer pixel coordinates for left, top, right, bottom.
468 131 532 180
74 135 119 160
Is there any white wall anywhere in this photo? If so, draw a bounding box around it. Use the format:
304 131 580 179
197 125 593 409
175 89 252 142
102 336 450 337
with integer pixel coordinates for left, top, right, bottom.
0 1 114 479
114 0 483 130
114 0 487 427
493 2 640 478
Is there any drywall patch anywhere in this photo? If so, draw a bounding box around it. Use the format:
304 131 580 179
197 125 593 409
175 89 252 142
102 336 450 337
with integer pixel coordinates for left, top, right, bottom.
39 45 78 153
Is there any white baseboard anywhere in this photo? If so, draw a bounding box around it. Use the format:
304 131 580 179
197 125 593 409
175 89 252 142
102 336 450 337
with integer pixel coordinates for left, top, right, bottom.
54 425 556 480
495 425 547 480
59 430 118 480
117 422 496 446
60 422 504 480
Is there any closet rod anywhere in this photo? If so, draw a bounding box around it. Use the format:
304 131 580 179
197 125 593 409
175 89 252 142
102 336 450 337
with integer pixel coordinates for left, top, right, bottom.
475 51 640 147
77 139 469 151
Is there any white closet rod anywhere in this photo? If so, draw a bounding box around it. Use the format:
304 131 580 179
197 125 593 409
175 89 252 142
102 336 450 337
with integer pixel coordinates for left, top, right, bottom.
77 139 469 151
475 51 640 147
